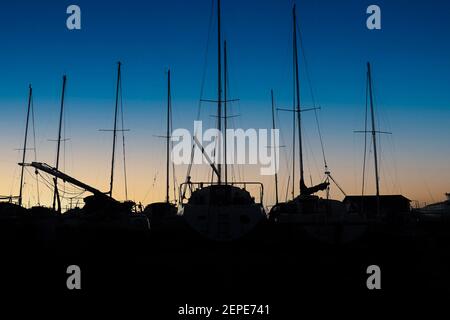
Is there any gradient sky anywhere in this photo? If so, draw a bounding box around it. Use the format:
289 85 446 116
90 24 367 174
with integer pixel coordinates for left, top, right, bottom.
0 0 449 209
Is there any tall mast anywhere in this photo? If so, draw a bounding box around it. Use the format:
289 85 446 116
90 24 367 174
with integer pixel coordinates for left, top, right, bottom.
120 67 128 201
367 62 380 214
31 97 40 206
293 4 304 194
52 75 67 212
18 85 33 207
271 89 279 204
109 61 121 197
224 40 228 184
166 69 171 203
216 0 222 184
292 81 295 199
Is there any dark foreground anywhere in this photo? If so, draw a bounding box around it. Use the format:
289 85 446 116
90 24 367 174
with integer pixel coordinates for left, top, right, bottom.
1 215 449 317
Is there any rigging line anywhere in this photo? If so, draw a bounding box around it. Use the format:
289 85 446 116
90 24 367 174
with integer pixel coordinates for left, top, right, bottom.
33 171 55 193
60 189 87 201
10 150 21 197
379 139 393 192
303 126 320 185
362 71 369 197
119 68 129 201
225 51 231 182
182 0 215 199
285 175 291 202
31 93 40 205
224 47 241 183
373 80 391 193
276 108 291 173
232 100 243 181
63 86 67 197
197 0 215 125
35 169 85 194
37 175 82 196
296 22 316 106
423 180 435 204
18 85 32 207
59 189 84 200
313 108 327 168
380 148 393 194
277 110 292 198
296 22 327 169
292 36 296 199
51 181 83 194
58 181 87 194
169 91 177 203
33 170 90 200
226 44 245 183
23 169 40 205
389 132 401 194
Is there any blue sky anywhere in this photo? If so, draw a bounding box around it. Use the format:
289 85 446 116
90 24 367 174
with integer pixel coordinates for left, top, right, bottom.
0 0 449 207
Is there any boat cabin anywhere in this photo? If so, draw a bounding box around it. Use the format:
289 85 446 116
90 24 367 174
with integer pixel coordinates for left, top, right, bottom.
343 195 411 218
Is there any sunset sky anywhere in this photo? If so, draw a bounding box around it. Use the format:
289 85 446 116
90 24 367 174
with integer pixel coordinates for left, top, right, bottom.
0 0 449 209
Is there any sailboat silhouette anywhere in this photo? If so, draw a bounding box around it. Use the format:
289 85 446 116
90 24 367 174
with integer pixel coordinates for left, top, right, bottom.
144 69 179 229
268 5 366 245
178 0 266 242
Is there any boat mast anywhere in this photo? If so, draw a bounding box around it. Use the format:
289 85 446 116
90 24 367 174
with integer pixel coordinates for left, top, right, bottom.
18 85 33 207
216 0 222 185
109 61 121 197
52 75 67 212
166 69 171 203
224 40 228 185
271 89 279 204
119 68 128 201
31 97 41 206
293 5 305 194
292 81 295 199
367 62 380 214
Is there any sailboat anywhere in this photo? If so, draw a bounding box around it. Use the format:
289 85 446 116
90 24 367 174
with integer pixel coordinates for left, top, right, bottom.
178 0 266 242
21 65 149 232
144 69 178 228
63 62 148 228
19 76 68 219
0 85 35 220
268 5 366 245
415 193 450 217
344 62 411 224
414 193 450 231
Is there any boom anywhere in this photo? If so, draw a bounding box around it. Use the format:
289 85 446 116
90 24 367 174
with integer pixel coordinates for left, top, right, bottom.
20 162 108 198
